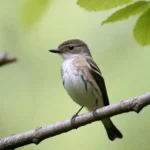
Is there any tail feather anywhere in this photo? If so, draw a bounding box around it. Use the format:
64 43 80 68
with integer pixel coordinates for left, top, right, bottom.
102 118 123 141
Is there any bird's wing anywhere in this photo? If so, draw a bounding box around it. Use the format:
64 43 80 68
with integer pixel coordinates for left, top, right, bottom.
86 57 110 106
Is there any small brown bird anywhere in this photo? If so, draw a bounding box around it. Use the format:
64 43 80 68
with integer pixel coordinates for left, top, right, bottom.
49 39 123 141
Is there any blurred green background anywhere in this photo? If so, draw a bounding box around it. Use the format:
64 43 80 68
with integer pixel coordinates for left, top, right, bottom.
0 0 150 150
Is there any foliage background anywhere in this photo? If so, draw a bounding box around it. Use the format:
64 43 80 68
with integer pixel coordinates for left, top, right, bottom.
0 0 150 150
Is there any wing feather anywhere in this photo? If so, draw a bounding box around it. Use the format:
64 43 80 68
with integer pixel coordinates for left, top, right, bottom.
86 57 110 106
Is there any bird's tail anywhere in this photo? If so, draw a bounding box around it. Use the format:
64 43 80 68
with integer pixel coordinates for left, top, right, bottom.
102 118 123 141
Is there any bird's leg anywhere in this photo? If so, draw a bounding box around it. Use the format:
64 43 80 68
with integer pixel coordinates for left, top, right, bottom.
71 106 84 125
93 99 99 117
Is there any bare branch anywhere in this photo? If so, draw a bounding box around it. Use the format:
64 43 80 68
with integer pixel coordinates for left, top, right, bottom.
0 52 17 67
0 92 150 150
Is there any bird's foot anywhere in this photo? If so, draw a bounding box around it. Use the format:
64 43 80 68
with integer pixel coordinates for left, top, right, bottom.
70 106 84 125
71 114 78 125
93 108 98 118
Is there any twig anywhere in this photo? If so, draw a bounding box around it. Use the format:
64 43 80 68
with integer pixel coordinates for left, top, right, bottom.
0 92 150 150
0 52 17 67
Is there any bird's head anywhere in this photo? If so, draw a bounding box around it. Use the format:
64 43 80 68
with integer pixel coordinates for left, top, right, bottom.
49 39 92 60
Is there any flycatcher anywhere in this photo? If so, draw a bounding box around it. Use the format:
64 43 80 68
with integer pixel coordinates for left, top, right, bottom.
49 39 123 141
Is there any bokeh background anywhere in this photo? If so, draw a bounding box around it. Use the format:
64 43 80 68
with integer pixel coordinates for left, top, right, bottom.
0 0 150 150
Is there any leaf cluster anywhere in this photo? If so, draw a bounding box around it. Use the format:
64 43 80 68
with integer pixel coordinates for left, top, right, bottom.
77 0 150 45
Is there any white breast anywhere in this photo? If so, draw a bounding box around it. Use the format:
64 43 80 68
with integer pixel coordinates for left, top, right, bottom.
61 59 104 110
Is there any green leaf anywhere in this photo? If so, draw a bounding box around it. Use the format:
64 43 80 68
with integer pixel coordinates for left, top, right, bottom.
102 1 149 25
134 8 150 46
77 0 134 11
22 0 49 28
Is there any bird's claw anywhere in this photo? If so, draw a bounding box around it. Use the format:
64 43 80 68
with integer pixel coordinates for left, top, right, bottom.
71 114 78 125
93 108 98 118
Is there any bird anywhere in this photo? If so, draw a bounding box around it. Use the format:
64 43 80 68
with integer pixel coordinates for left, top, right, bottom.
49 39 123 141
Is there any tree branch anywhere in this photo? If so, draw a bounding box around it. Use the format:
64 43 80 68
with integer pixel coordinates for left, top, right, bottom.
0 52 17 67
0 92 150 150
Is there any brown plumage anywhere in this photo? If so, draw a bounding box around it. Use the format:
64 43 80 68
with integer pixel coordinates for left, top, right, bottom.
49 39 123 141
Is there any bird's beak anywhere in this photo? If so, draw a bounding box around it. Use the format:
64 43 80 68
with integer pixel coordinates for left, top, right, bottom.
49 48 60 53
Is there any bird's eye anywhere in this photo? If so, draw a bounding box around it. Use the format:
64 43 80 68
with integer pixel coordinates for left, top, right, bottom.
68 45 74 50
